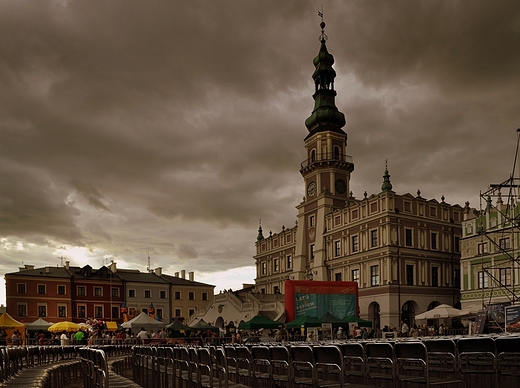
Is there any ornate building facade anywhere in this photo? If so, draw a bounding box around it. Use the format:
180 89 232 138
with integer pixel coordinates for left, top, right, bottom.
254 23 463 329
461 188 520 321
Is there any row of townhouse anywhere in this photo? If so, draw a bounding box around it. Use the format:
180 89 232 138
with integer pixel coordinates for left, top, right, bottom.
4 261 214 326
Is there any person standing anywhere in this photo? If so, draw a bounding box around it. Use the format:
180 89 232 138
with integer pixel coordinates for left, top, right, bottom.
137 327 149 344
74 328 86 345
60 331 69 346
400 321 409 337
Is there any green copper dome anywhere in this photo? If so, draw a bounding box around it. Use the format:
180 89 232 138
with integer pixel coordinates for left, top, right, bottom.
381 168 393 192
305 34 346 132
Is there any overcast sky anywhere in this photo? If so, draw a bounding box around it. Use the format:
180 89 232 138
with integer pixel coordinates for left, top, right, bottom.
1 1 519 305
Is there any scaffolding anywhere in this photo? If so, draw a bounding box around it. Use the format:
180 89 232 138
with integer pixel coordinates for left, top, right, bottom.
477 130 520 321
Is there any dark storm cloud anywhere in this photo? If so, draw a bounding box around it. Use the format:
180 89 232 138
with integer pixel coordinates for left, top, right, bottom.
0 0 519 294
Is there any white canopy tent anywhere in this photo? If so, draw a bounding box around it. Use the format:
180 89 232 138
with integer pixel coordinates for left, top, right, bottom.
121 312 164 332
26 318 53 331
415 304 468 320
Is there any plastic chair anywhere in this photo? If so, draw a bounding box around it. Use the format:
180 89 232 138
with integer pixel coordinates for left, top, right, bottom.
365 342 395 388
395 341 466 388
313 345 344 387
457 337 496 388
290 345 315 387
340 342 367 385
269 345 292 388
496 335 520 387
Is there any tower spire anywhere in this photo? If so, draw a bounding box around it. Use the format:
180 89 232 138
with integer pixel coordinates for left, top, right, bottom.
381 159 393 192
304 17 346 133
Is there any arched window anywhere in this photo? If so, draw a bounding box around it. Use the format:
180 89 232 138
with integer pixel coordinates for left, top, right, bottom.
310 149 316 163
333 146 341 160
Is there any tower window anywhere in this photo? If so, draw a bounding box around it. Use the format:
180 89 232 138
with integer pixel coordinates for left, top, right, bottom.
405 229 413 247
352 235 359 253
370 266 380 286
431 266 439 287
352 269 359 284
431 232 438 250
370 230 378 248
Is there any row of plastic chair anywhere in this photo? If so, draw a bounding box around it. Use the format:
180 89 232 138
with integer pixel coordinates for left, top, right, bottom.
131 335 520 388
0 346 82 388
80 345 139 388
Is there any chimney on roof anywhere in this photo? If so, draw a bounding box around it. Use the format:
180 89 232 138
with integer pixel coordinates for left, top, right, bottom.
109 261 117 273
19 265 35 272
65 261 70 269
155 267 162 276
174 272 179 277
189 271 194 282
181 270 186 279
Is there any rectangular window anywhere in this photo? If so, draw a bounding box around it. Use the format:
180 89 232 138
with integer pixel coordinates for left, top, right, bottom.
309 215 315 227
287 255 292 269
352 235 359 253
261 262 267 275
274 286 280 294
500 267 512 286
57 285 66 295
430 207 437 217
370 266 380 286
188 309 195 317
454 236 460 253
202 292 208 301
38 305 47 317
94 287 103 297
352 269 360 284
431 232 438 250
274 258 279 271
58 305 66 318
478 271 489 289
189 292 195 300
454 268 461 288
310 244 315 260
17 283 26 294
144 290 151 298
334 240 341 257
406 265 414 286
156 308 163 320
94 306 103 318
499 238 511 250
129 289 136 298
78 305 86 318
478 242 488 254
431 266 439 287
174 309 181 317
335 272 342 281
371 230 378 248
175 291 181 300
37 284 46 295
160 290 167 299
77 286 86 296
17 304 27 317
111 288 119 298
112 306 119 319
405 229 413 247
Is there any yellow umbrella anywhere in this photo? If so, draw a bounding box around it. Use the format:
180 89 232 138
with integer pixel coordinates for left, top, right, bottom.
47 321 81 333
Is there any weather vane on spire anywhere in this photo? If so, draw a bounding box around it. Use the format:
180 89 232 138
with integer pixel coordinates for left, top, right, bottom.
318 6 327 41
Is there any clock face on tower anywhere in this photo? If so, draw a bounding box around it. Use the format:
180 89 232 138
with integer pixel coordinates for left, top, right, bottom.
307 181 317 197
335 179 347 194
